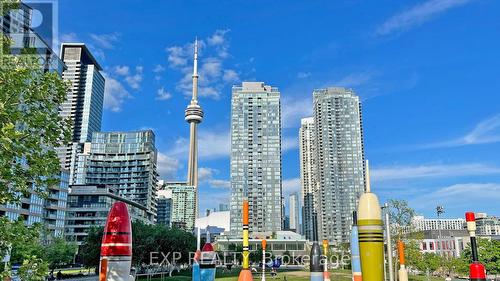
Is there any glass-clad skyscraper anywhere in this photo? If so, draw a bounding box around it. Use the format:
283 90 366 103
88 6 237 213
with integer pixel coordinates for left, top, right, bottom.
83 130 158 220
289 192 300 233
299 117 317 241
230 82 282 237
57 43 105 184
313 87 365 244
168 182 196 230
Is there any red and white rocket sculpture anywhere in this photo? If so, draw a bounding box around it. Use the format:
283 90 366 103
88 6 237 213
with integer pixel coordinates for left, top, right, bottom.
99 202 134 281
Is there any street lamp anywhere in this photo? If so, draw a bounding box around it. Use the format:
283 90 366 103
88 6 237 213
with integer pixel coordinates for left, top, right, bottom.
382 203 394 281
436 206 444 256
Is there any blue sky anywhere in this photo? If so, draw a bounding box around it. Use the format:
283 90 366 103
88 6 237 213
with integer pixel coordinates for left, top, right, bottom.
56 0 500 218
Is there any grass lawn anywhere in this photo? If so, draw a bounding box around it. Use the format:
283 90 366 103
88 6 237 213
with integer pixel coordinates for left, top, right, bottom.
138 269 446 281
59 268 94 275
139 269 346 281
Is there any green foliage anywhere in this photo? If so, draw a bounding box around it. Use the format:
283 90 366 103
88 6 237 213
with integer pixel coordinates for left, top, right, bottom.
387 199 416 240
0 18 71 279
441 255 468 277
405 238 469 278
249 246 264 263
134 222 196 265
79 222 197 268
405 240 423 271
17 256 49 281
461 238 500 275
0 217 46 278
79 226 104 269
43 237 78 269
0 35 71 205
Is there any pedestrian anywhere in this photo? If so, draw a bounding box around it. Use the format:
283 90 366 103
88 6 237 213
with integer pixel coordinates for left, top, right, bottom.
56 270 62 280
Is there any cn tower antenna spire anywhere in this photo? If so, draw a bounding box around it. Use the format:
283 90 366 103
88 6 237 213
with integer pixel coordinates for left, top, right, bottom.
193 38 199 95
185 37 203 221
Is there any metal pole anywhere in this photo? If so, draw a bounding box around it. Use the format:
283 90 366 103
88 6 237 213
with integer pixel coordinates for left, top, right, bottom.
385 203 394 281
436 206 444 256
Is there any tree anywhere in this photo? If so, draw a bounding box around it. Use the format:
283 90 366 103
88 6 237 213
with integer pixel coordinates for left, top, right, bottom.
404 240 422 272
441 255 467 277
80 222 197 268
421 253 441 273
1 3 71 278
0 38 71 205
461 238 500 275
17 257 49 281
387 199 416 241
0 217 46 279
133 222 196 265
387 199 419 279
44 237 78 269
79 226 103 269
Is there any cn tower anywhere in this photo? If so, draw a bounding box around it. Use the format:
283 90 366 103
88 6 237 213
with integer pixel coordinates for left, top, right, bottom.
185 39 203 218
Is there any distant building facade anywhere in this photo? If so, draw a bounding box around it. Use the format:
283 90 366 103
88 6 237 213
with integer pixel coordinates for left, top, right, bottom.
65 184 151 244
230 82 282 237
412 216 466 231
313 87 365 244
167 182 196 231
1 3 65 73
289 192 300 233
56 43 105 185
299 117 316 241
196 210 231 241
216 230 308 257
157 197 172 227
418 229 469 257
82 130 158 220
219 204 229 212
0 170 69 238
475 213 500 236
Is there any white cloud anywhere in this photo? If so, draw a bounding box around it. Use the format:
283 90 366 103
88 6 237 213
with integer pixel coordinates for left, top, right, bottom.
124 66 143 90
424 114 500 148
372 163 500 182
223 69 239 83
282 136 299 151
376 0 473 36
168 129 231 160
297 72 311 79
209 179 231 189
103 74 132 112
409 183 500 210
207 29 230 46
89 32 120 49
199 167 230 189
101 65 143 110
165 29 238 100
201 57 222 78
199 130 231 159
114 65 130 76
60 32 79 43
166 46 189 67
156 87 172 100
327 72 373 88
281 97 313 129
199 167 217 181
283 178 301 194
153 64 165 73
157 152 181 180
